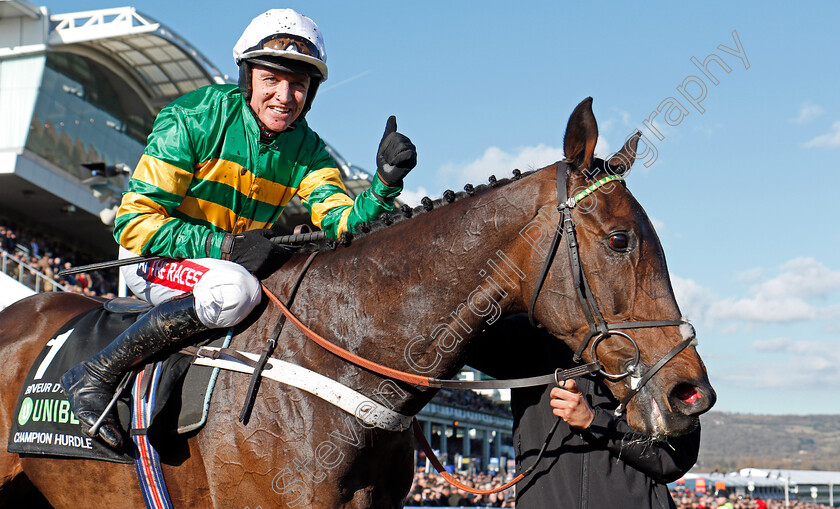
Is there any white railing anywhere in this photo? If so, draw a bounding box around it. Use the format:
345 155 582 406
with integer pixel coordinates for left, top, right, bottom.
0 250 69 293
49 7 160 45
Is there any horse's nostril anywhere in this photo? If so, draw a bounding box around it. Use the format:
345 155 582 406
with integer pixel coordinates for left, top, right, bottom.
673 383 700 404
668 381 716 417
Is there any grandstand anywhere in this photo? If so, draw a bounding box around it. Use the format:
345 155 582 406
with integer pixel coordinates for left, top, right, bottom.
680 469 840 507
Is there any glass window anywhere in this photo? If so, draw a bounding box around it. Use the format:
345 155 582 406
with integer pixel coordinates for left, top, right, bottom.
25 52 152 183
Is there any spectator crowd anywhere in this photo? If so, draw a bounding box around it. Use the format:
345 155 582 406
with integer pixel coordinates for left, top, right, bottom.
405 471 515 507
671 488 834 509
404 472 835 508
431 389 512 418
1 222 118 298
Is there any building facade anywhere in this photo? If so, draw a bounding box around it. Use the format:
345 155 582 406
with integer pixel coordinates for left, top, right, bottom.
0 1 229 256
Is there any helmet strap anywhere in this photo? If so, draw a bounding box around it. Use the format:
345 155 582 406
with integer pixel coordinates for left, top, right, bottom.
238 62 253 101
246 106 283 143
300 80 319 119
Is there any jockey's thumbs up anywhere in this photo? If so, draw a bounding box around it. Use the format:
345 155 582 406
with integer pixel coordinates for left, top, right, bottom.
376 115 417 187
383 115 397 138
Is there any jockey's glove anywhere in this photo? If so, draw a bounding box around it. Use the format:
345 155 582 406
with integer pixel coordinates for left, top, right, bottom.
216 228 290 278
375 115 417 188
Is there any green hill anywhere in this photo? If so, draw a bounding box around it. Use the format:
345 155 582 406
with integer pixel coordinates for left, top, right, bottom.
695 411 840 472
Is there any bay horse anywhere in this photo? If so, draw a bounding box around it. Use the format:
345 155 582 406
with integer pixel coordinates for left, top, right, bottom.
0 98 714 508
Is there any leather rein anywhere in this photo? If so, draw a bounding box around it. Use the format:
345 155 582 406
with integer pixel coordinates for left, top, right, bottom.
260 286 591 495
249 161 695 495
529 160 696 415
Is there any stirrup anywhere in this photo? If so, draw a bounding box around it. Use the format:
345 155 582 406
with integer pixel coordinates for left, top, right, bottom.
87 372 133 437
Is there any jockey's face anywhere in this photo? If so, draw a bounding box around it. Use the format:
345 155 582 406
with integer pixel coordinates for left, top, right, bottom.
249 65 310 132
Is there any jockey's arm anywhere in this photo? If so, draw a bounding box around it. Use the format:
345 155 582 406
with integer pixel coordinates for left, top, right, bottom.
296 166 403 239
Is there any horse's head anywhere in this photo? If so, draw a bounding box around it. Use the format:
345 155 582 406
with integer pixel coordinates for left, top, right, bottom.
527 98 715 437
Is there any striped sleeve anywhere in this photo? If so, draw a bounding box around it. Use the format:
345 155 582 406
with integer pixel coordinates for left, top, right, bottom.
112 107 213 258
297 143 403 238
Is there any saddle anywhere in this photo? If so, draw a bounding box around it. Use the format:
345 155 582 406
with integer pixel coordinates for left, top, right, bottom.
7 298 228 463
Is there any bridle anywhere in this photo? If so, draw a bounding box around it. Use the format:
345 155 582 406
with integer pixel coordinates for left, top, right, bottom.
229 161 696 496
528 160 696 415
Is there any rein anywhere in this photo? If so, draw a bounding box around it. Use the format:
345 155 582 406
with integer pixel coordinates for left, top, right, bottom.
259 285 600 389
249 163 694 495
411 417 562 495
261 284 589 496
528 161 695 415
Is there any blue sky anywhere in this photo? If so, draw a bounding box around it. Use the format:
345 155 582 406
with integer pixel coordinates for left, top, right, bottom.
49 1 840 415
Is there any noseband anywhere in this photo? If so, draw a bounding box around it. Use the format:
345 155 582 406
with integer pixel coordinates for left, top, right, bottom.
528 161 696 415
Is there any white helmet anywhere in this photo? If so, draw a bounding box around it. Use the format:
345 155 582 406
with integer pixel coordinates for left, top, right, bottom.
233 9 328 81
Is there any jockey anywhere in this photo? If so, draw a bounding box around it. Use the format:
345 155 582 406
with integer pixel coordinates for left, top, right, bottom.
60 8 417 449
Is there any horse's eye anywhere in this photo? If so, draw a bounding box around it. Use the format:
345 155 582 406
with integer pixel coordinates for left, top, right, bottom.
608 232 629 251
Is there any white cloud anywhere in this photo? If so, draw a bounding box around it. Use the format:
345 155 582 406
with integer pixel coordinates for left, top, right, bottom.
705 258 840 324
398 186 431 207
750 337 791 352
594 136 612 158
718 338 840 389
599 109 632 134
672 258 840 326
437 138 611 187
670 274 715 322
649 217 666 233
735 268 763 284
790 101 824 124
804 121 840 148
707 296 816 323
749 257 840 301
437 144 565 186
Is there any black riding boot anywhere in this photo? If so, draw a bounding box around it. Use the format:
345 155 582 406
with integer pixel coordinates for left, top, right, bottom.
59 293 207 449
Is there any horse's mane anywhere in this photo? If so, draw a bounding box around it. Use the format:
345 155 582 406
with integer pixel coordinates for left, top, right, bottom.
298 168 538 253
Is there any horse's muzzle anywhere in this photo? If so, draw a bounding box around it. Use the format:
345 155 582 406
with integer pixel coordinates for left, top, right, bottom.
667 379 716 417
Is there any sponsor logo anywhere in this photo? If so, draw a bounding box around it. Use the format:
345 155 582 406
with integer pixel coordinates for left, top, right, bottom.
12 431 93 450
144 259 208 292
17 397 79 426
18 397 33 426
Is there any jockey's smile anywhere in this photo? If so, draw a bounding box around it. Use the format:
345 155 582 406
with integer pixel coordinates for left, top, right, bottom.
249 66 310 132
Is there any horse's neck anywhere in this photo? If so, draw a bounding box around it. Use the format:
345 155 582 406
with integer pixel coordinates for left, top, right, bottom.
344 174 554 414
263 171 555 416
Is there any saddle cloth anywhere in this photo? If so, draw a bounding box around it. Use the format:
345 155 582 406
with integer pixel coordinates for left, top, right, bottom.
6 299 225 463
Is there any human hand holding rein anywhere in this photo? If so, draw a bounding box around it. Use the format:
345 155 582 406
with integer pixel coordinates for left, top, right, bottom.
549 379 595 429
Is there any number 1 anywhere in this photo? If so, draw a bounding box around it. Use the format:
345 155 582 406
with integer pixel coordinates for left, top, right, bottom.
34 329 73 380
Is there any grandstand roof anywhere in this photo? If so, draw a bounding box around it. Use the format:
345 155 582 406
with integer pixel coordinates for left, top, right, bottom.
685 472 785 488
0 0 40 20
47 7 228 112
740 468 840 485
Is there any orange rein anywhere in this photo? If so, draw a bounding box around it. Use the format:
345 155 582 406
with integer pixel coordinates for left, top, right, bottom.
412 419 525 495
260 283 430 386
261 283 554 496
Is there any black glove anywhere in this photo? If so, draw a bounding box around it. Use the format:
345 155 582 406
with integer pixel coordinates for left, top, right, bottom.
217 228 290 277
375 115 417 187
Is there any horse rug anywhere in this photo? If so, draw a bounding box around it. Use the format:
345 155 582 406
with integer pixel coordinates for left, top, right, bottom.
6 299 224 463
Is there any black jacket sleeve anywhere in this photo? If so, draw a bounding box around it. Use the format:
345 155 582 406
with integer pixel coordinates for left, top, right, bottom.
582 406 700 484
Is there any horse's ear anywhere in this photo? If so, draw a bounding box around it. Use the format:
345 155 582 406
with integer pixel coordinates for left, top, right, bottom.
563 97 598 172
607 130 642 176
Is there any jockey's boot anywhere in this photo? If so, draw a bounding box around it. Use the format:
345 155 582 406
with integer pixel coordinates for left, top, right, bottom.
59 293 207 449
